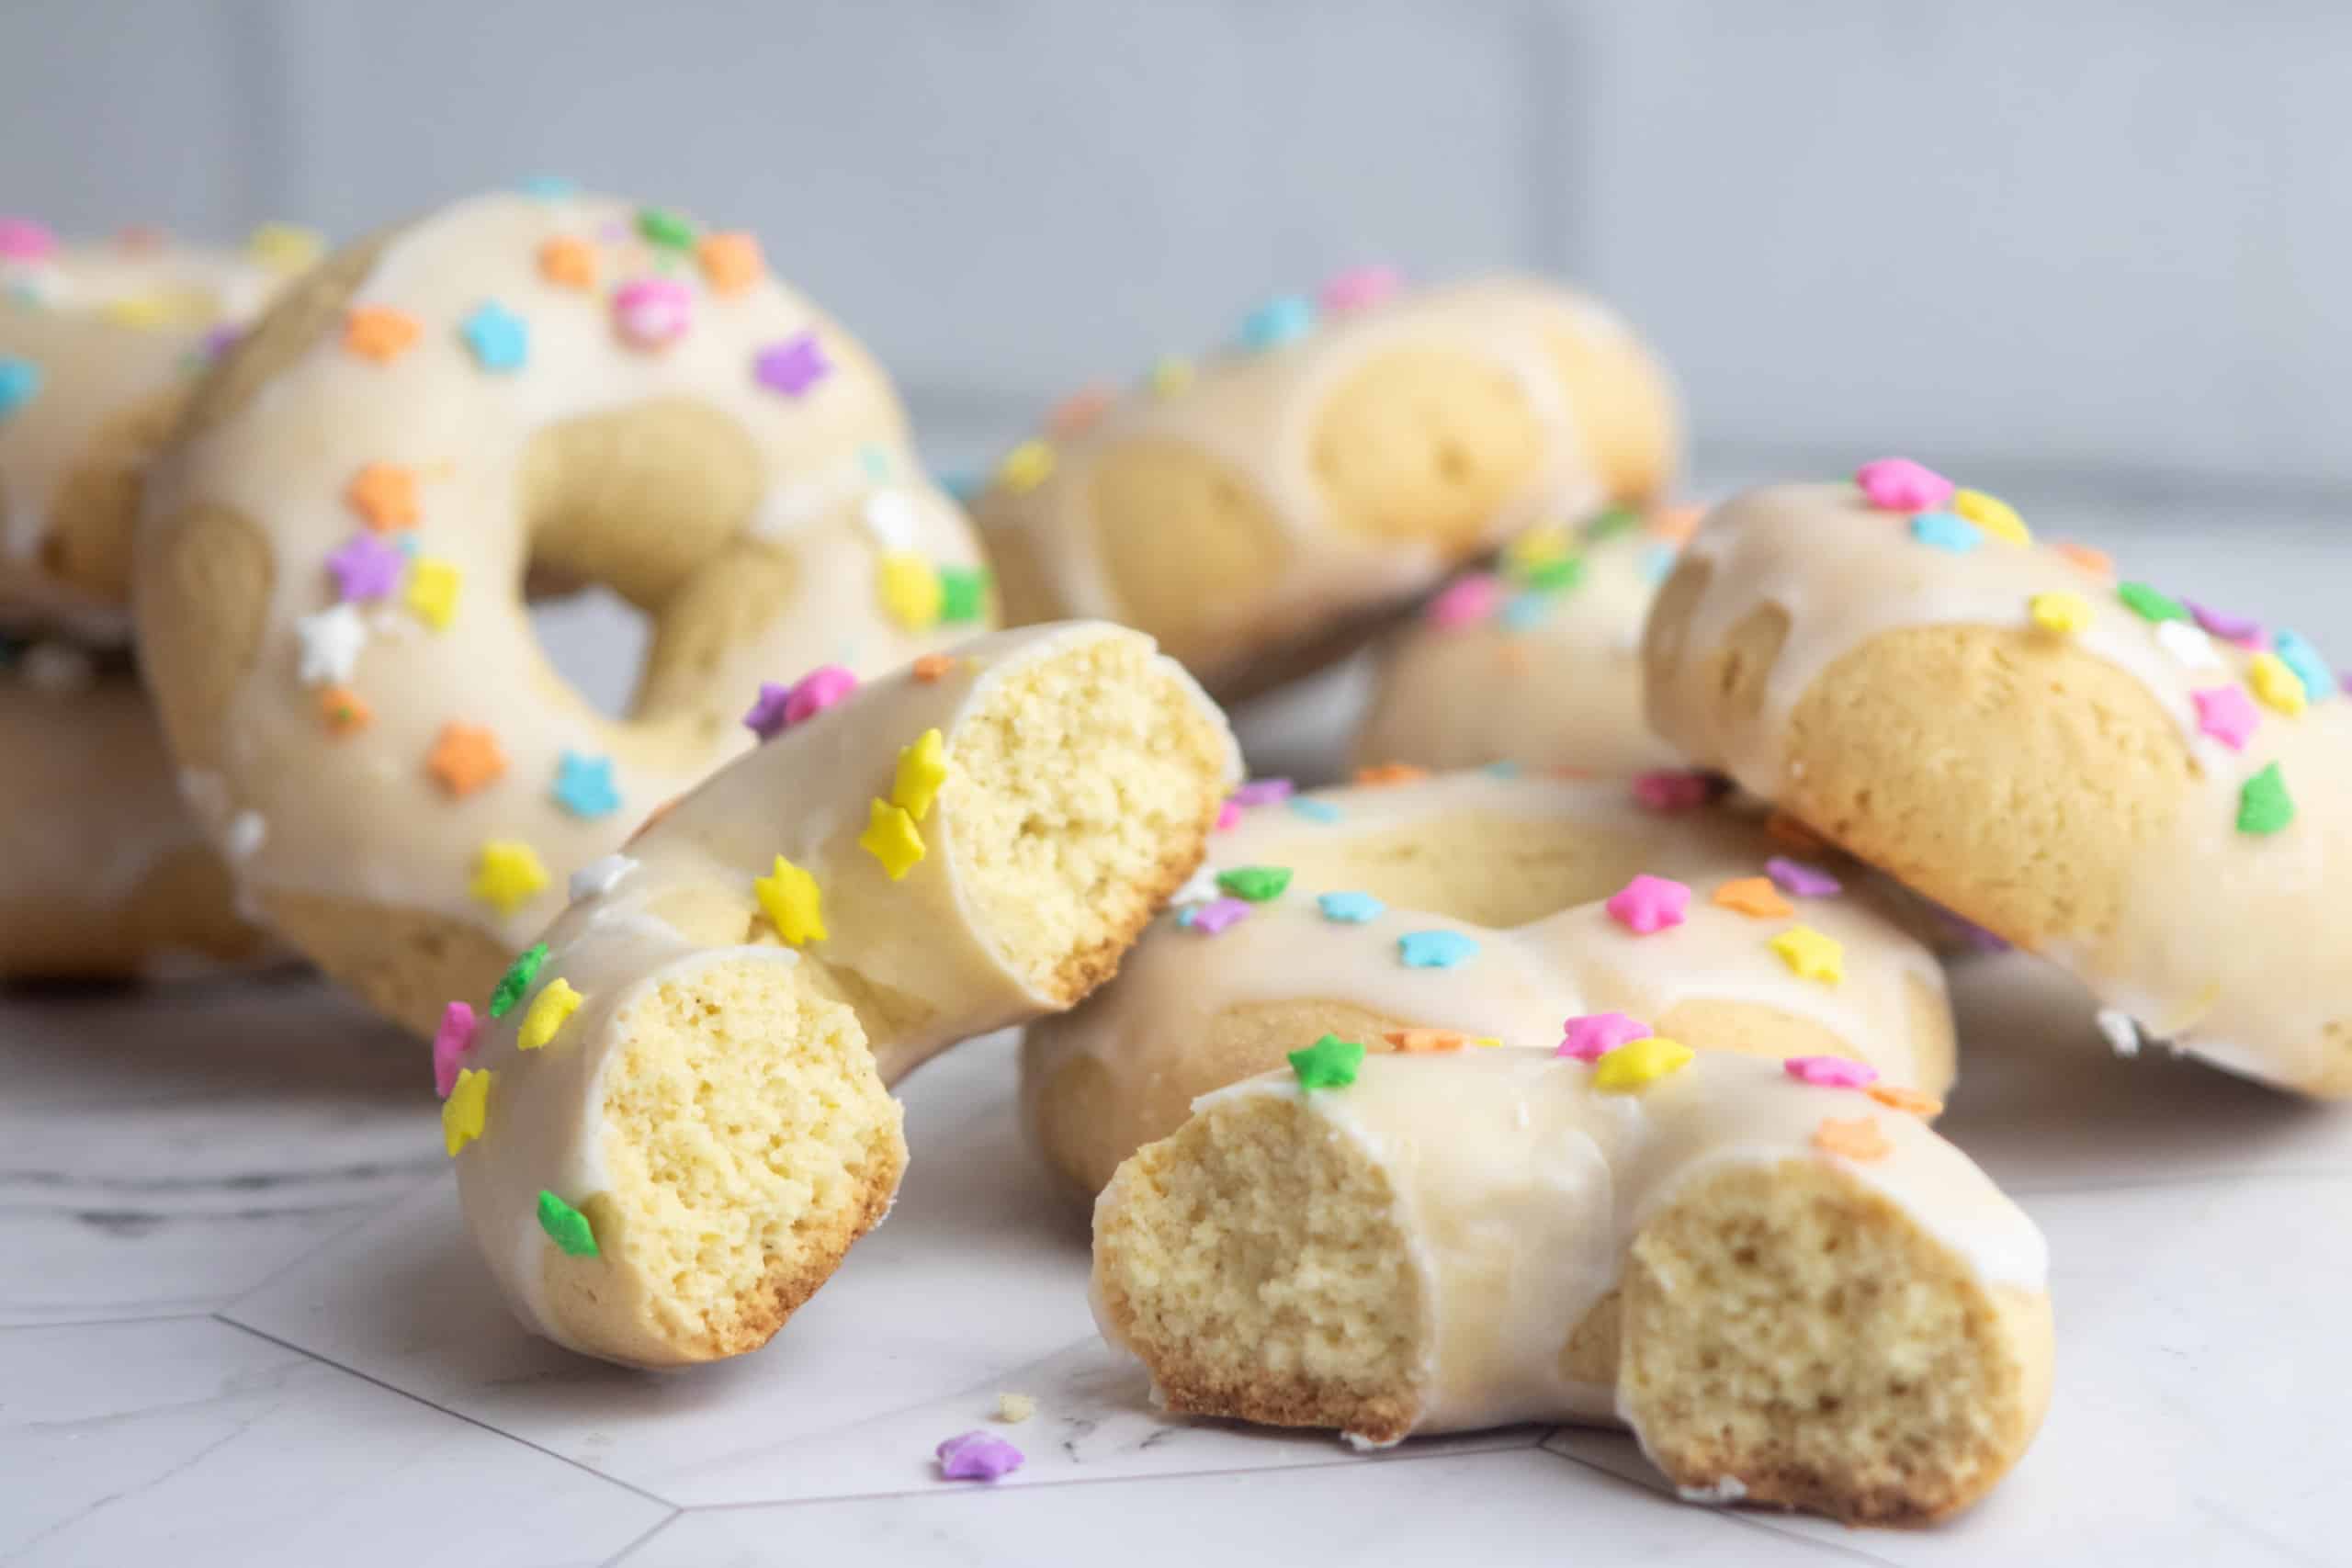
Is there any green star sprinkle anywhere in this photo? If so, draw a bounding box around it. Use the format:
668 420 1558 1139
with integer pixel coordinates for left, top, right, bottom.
1288 1033 1366 1090
636 208 696 250
1518 556 1585 592
1216 865 1294 902
939 567 991 624
1583 506 1641 543
491 942 550 1018
537 1190 599 1257
2237 762 2295 836
2116 581 2189 624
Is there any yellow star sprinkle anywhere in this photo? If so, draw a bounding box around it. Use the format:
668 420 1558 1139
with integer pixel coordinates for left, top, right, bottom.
752 854 826 945
246 221 326 274
2247 651 2308 716
890 728 948 821
1770 925 1845 984
1591 1036 1694 1092
1951 488 2030 546
442 1067 491 1156
406 558 462 630
1503 522 1576 572
1148 356 1193 398
100 293 177 329
860 798 925 880
2028 591 2092 636
470 840 549 917
517 977 582 1051
878 550 943 630
996 439 1055 493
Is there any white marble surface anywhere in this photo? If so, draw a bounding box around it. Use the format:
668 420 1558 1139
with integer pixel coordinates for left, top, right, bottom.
6 507 2351 1566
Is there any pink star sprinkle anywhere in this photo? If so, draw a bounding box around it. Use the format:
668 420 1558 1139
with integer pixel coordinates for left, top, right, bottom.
1854 457 1954 512
1427 573 1501 629
784 665 857 726
936 1430 1024 1482
1765 856 1843 897
1784 1055 1878 1089
2186 601 2264 649
1215 800 1241 830
1559 1011 1649 1062
1187 897 1250 934
326 533 405 602
1606 874 1690 935
2192 685 2259 750
0 217 57 261
1228 778 1295 809
755 331 831 397
1318 264 1403 313
612 277 692 348
432 1001 480 1099
1632 770 1716 812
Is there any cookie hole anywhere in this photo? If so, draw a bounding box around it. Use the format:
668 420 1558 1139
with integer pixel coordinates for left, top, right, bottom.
528 584 652 721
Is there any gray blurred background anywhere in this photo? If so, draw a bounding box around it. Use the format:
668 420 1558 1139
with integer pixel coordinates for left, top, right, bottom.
5 0 2344 725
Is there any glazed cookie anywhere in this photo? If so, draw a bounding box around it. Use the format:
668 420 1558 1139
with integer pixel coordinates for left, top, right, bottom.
1022 770 1954 1201
1094 1046 2051 1525
1646 468 2352 1096
0 639 267 977
448 622 1237 1367
972 272 1679 696
136 187 996 1037
1351 503 1695 774
1 218 313 637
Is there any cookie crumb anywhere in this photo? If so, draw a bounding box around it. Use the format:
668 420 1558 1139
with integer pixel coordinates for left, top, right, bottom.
995 1393 1035 1424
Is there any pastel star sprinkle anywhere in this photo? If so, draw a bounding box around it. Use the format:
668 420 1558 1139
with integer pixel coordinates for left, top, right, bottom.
2273 631 2336 702
912 653 956 682
936 1431 1024 1482
785 665 858 726
1605 874 1690 935
696 231 764 294
344 305 421 363
459 301 529 371
345 462 419 530
2028 591 2092 636
2192 686 2258 750
2237 762 2294 836
2248 652 2307 715
470 840 549 916
1046 384 1114 437
1813 1116 1891 1162
0 356 40 417
1148 356 1193 397
551 750 621 818
1868 1084 1945 1118
1184 897 1250 934
1398 930 1479 968
1633 770 1716 812
1765 857 1842 898
1216 865 1293 902
318 683 370 735
1950 488 2030 545
1238 294 1316 350
878 550 943 629
244 221 323 273
2156 619 2223 670
405 557 461 629
442 1068 491 1156
1713 877 1792 919
1355 762 1427 787
0 217 57 260
1317 890 1385 923
1228 778 1295 808
613 278 691 349
1289 797 1342 824
860 798 925 879
1289 1033 1365 1089
1770 925 1845 984
891 728 947 820
1591 1036 1694 1092
1854 457 1952 512
1784 1055 1878 1089
1385 1029 1466 1054
537 235 597 289
2116 581 2188 623
754 331 831 396
427 722 507 796
518 976 583 1051
637 206 695 249
754 855 826 945
939 567 990 624
490 942 549 1018
995 439 1054 493
742 682 793 740
2188 601 2262 647
1319 263 1403 312
2096 1010 2142 1056
327 532 405 602
431 1001 479 1098
1559 1011 1649 1062
295 603 368 684
1517 554 1584 593
537 1190 598 1257
1427 573 1501 629
1908 511 1981 553
569 853 636 902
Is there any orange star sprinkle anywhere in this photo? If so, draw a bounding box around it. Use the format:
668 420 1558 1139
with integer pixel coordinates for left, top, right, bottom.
695 231 764 295
345 462 419 530
344 305 422 363
1645 504 1703 545
1046 384 1115 438
537 236 597 290
2052 540 2113 578
1764 810 1828 853
318 684 371 735
1713 876 1792 919
426 722 507 797
1353 762 1428 787
1383 1028 1467 1054
911 653 957 682
1867 1084 1945 1118
1813 1115 1892 1162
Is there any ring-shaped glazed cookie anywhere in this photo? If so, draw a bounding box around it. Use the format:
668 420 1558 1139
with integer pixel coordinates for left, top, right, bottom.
974 274 1679 696
1023 770 1955 1201
135 188 995 1036
1645 468 2351 1096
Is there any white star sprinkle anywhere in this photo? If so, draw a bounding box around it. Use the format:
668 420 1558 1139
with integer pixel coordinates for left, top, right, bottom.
2095 1008 2142 1057
862 491 922 551
568 852 638 903
295 604 367 686
1171 863 1221 907
223 810 266 861
2155 618 2222 671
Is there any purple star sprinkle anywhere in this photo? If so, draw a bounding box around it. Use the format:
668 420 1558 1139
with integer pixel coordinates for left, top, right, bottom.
936 1430 1024 1483
1187 897 1250 935
1228 778 1295 809
2186 600 2264 649
1764 856 1843 898
742 682 793 741
755 331 831 397
326 532 405 602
